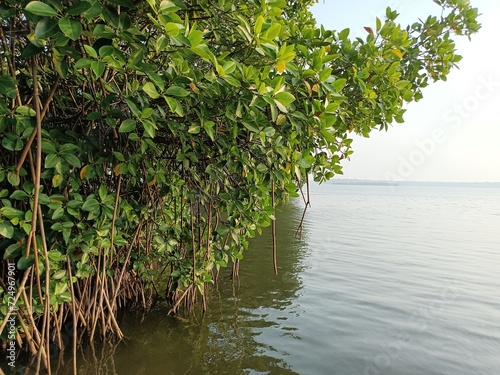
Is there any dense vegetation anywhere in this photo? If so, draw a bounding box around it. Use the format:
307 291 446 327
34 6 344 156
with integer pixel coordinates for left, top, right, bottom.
0 0 479 371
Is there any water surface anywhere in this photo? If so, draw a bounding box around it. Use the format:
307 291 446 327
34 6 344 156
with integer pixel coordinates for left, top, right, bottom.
58 184 500 374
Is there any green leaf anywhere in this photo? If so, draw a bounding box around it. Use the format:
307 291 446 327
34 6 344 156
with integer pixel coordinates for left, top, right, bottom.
58 291 72 302
125 98 141 117
148 72 165 91
63 154 81 168
53 57 69 78
2 135 22 152
67 200 83 209
165 96 184 116
45 153 59 168
165 22 180 36
191 45 216 64
320 67 332 82
0 75 17 99
98 185 107 201
297 157 312 168
256 163 267 172
321 128 336 143
128 48 145 67
16 106 36 117
142 120 156 138
7 172 20 186
203 121 215 141
67 1 92 15
159 0 180 12
53 269 66 279
217 225 230 236
274 91 296 106
339 28 350 40
188 124 200 134
10 190 29 200
18 254 35 270
395 80 411 89
93 24 116 38
254 15 264 34
74 58 92 69
118 12 131 30
99 45 114 58
119 119 136 133
3 244 22 260
39 194 50 205
41 139 57 154
140 108 153 119
0 221 14 239
113 151 125 161
20 43 44 59
1 207 24 219
59 143 78 155
35 17 60 39
223 75 240 88
165 85 189 97
91 61 105 77
143 82 160 99
58 17 82 41
108 0 134 8
25 1 58 17
241 121 260 133
47 250 64 262
263 126 276 137
84 45 98 58
188 29 203 48
0 5 15 19
50 221 63 231
51 206 64 219
52 174 64 187
332 78 347 92
81 198 99 211
86 111 101 120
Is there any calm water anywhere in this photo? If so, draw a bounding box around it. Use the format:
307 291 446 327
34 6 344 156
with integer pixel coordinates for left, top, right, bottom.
58 184 500 374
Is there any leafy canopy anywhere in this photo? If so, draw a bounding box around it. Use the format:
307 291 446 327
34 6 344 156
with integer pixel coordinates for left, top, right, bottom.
0 0 479 359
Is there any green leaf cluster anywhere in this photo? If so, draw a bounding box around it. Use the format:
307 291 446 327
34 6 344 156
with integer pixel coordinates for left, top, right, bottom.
0 0 480 358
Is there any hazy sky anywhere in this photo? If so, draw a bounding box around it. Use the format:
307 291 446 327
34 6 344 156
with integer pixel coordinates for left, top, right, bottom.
310 0 500 182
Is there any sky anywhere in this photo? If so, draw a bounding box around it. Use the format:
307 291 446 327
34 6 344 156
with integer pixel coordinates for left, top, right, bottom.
310 0 500 182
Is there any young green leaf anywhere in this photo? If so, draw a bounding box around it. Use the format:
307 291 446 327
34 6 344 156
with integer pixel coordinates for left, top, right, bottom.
63 154 82 168
165 85 189 97
119 119 136 133
17 255 35 270
274 92 296 106
3 244 21 259
0 75 17 99
25 1 58 17
81 198 100 211
16 106 36 117
0 221 14 239
67 1 92 15
143 82 160 99
58 17 82 40
35 18 60 39
91 61 105 77
332 78 347 92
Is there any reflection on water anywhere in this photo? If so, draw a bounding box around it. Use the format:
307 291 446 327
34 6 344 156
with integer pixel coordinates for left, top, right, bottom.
53 202 307 375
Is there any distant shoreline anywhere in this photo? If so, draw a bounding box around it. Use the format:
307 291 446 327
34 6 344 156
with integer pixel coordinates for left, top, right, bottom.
329 179 500 188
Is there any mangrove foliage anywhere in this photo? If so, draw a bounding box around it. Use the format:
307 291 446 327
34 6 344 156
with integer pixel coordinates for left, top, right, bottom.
0 0 479 371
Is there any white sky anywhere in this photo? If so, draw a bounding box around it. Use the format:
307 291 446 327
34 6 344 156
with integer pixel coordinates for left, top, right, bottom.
310 0 500 182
